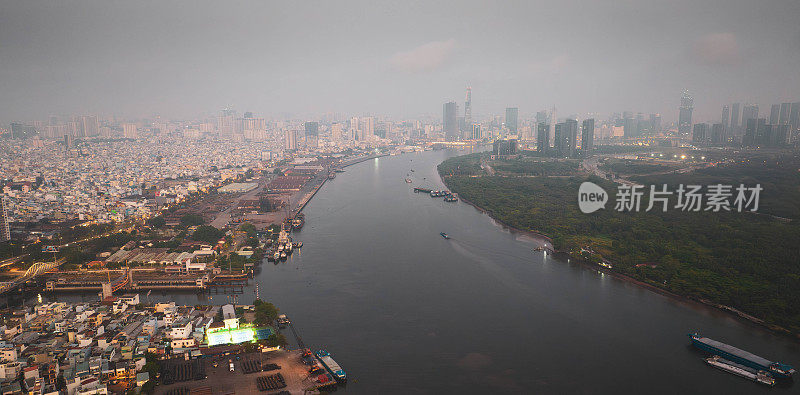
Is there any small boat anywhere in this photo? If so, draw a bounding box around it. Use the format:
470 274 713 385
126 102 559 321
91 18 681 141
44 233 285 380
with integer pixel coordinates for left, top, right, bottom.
405 178 413 183
440 232 450 239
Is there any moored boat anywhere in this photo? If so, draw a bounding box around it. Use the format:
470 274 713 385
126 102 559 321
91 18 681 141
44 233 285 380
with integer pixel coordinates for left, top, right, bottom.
689 333 795 379
705 356 775 386
315 350 346 383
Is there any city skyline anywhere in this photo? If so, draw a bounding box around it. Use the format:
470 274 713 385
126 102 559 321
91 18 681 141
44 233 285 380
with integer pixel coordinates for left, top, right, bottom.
1 1 799 125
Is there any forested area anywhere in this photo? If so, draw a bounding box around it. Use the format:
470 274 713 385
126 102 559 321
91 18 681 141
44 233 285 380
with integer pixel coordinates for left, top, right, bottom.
439 154 800 334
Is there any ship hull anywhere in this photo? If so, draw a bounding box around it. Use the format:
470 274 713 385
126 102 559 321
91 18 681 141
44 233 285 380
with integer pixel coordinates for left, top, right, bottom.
690 335 794 379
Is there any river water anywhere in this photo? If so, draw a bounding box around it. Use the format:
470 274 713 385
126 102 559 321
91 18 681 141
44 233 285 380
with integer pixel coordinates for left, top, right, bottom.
48 148 798 393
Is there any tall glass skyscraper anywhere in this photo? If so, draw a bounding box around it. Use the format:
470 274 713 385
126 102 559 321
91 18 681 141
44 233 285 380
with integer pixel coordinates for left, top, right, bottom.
678 90 694 136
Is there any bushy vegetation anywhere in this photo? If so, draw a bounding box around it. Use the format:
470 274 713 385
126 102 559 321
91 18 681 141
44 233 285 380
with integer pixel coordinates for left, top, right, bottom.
440 155 800 334
599 159 678 175
492 158 580 176
253 299 279 326
190 225 225 243
180 213 205 227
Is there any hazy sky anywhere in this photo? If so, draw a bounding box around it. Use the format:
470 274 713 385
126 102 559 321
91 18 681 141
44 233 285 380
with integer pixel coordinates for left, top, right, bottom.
1 0 799 124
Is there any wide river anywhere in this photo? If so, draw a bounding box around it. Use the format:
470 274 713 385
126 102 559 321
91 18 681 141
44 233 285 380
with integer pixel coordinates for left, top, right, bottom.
52 148 799 393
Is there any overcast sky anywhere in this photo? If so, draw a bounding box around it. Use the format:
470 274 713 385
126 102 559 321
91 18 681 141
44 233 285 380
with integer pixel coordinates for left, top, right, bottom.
1 0 799 124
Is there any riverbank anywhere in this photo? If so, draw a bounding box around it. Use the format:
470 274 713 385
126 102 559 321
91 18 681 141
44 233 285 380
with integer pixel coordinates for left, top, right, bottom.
438 172 799 341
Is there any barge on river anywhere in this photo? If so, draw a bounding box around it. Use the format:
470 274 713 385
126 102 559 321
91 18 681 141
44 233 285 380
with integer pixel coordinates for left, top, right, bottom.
689 333 795 379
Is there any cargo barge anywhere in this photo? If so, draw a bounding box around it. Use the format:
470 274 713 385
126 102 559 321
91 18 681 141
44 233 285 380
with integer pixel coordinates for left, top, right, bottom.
315 350 347 383
689 333 795 379
705 355 775 386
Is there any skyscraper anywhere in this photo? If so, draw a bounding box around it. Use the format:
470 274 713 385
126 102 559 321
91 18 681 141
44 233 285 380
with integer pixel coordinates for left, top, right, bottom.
581 118 595 157
217 108 236 136
536 111 548 125
741 104 759 133
122 123 138 139
565 119 578 157
779 103 791 125
650 113 662 133
443 102 459 141
721 105 730 129
554 123 564 155
505 107 519 133
471 124 482 140
304 121 319 147
464 87 472 132
349 117 359 140
789 102 800 136
711 123 725 145
770 104 781 124
730 103 740 133
78 115 99 137
362 117 375 141
692 123 709 145
0 196 10 242
678 90 694 136
536 123 550 154
623 115 636 138
285 129 297 150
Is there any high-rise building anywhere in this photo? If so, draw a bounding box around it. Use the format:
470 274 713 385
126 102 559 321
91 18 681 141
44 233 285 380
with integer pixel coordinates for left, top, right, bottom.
362 117 375 140
770 104 781 124
331 123 343 141
581 118 595 157
443 102 459 141
122 123 138 139
741 104 759 133
505 107 519 133
721 106 730 130
554 123 565 154
536 123 550 154
285 129 297 150
711 123 725 145
779 102 791 125
217 109 236 136
78 115 99 137
789 102 800 136
743 118 765 147
623 115 636 138
650 113 662 133
565 119 578 157
0 196 10 242
10 123 37 139
536 111 548 125
730 103 740 133
304 122 319 148
692 123 709 145
471 124 482 140
349 117 359 140
678 90 694 136
464 87 472 132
